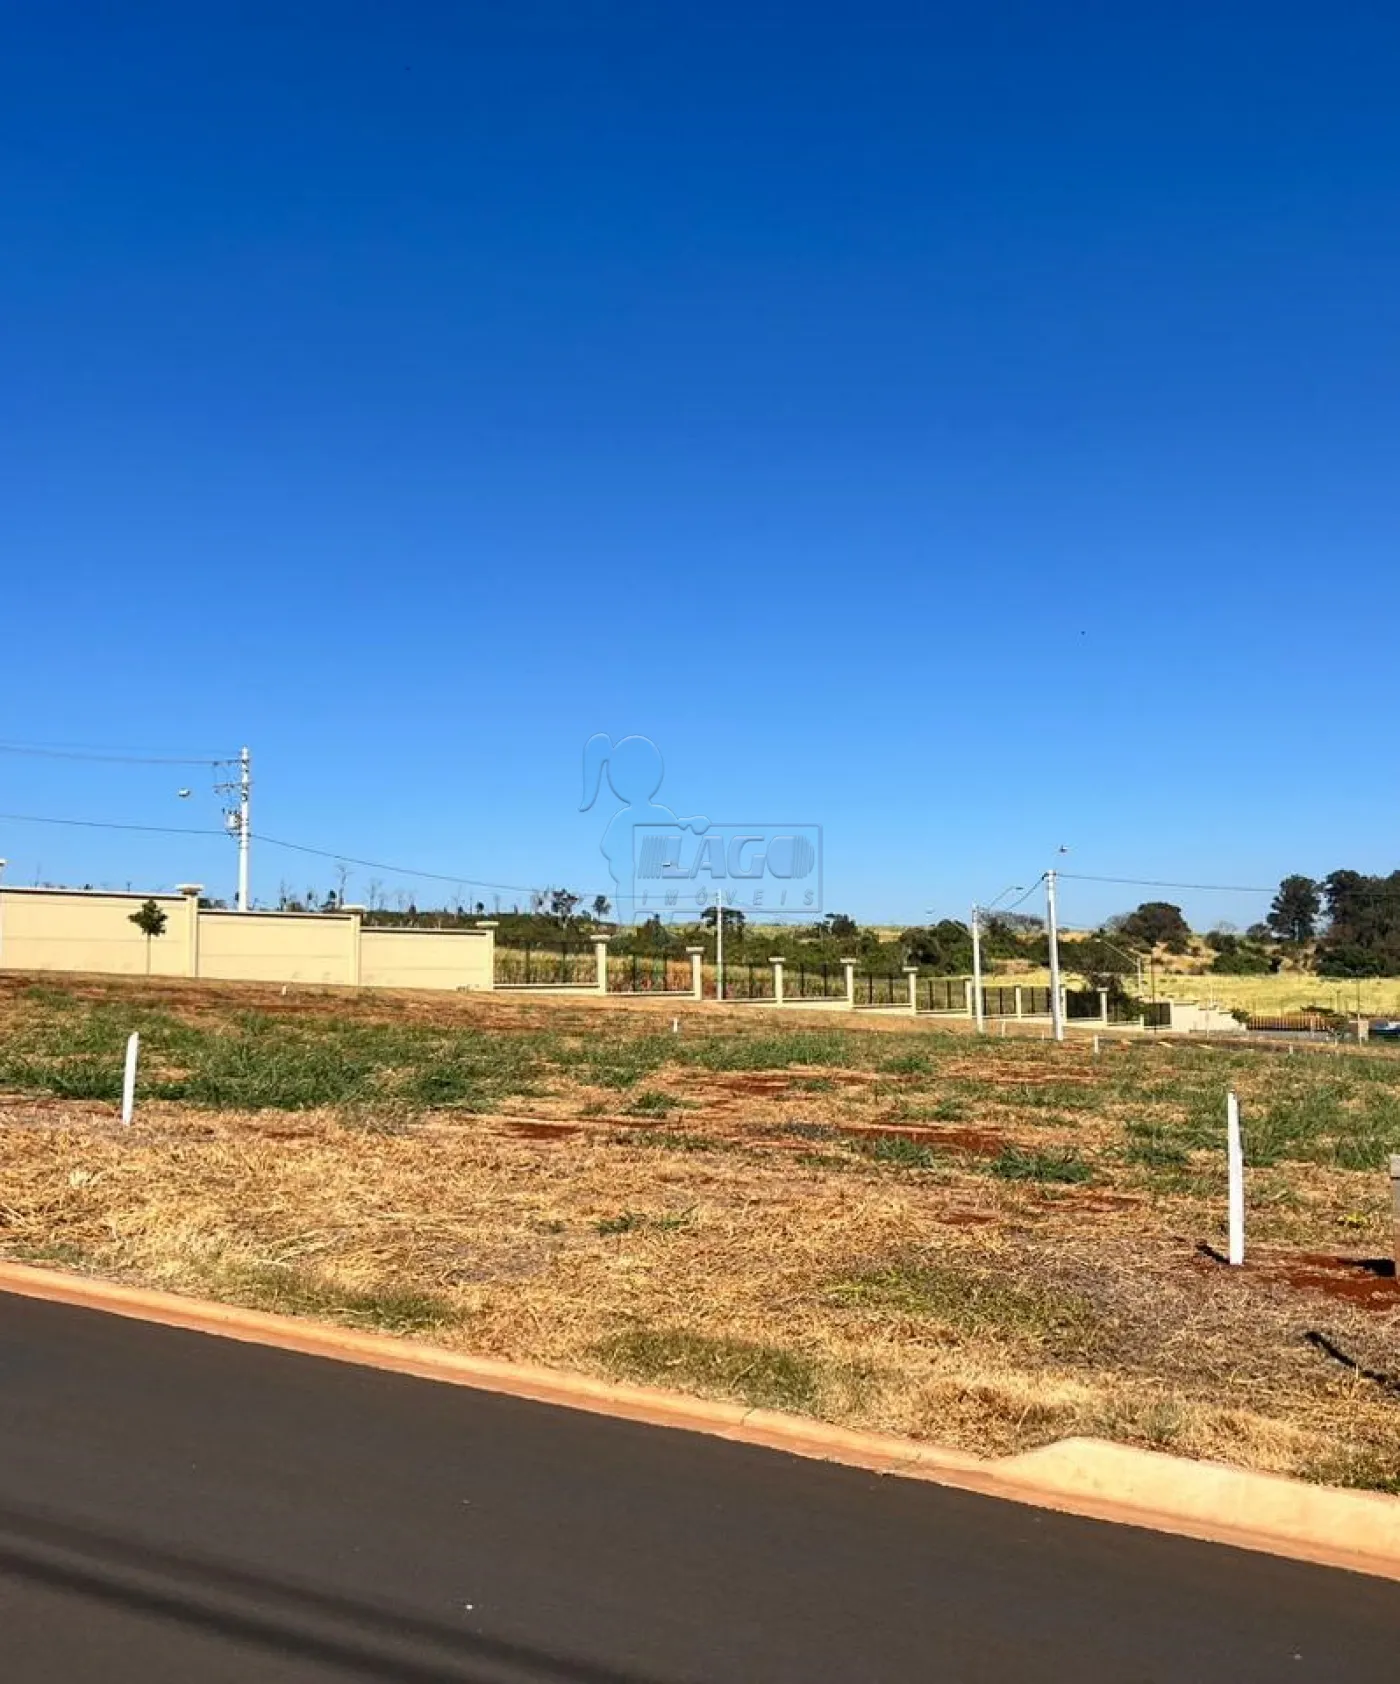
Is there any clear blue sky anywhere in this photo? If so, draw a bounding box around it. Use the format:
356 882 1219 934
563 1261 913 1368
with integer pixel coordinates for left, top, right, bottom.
3 3 1396 930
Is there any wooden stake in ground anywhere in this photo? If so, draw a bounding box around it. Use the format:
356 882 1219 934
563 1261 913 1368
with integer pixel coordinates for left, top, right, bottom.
121 1032 140 1127
1227 1089 1245 1266
1391 1155 1400 1274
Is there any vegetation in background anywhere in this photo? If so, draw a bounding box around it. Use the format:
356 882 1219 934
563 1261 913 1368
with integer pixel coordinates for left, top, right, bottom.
127 898 168 975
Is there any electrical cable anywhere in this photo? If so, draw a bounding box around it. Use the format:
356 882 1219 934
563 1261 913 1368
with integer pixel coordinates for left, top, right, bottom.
0 810 227 838
1057 872 1270 894
0 742 235 767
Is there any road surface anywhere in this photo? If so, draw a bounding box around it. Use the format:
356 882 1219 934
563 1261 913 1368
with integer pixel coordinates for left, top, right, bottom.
1 1291 1396 1681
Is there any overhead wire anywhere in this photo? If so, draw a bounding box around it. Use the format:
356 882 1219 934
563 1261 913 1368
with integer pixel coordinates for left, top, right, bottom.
1056 872 1270 894
0 809 561 898
0 741 236 767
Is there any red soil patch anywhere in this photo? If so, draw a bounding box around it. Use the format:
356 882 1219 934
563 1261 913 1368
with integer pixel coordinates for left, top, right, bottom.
504 1120 583 1141
1057 1193 1142 1214
1277 1253 1400 1311
840 1120 1009 1156
703 1070 875 1099
1197 1247 1400 1312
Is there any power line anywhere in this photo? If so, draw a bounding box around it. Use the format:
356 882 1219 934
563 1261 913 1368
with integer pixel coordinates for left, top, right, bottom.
253 833 546 896
995 877 1045 915
1058 872 1270 894
0 741 235 767
0 809 555 897
0 810 226 838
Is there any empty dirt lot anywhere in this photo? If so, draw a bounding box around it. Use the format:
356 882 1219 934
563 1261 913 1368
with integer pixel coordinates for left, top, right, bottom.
1 973 1398 1491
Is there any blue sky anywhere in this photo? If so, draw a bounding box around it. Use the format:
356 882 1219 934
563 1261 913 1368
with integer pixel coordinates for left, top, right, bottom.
2 3 1396 931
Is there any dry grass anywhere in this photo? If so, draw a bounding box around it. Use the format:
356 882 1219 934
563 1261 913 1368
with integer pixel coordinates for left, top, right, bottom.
1002 966 1400 1016
2 973 1399 1493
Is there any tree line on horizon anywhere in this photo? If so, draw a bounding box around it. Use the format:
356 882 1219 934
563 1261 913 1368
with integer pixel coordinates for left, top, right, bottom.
270 869 1400 984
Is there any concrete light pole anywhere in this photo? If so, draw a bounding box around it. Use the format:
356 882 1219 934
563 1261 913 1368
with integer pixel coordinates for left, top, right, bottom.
1046 869 1065 1042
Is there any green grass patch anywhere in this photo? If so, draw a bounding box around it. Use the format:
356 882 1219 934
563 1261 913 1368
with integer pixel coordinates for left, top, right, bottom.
847 1133 940 1170
215 1263 459 1336
594 1326 821 1412
1122 1125 1190 1170
988 1146 1094 1184
622 1089 697 1117
674 1030 861 1072
828 1259 1101 1355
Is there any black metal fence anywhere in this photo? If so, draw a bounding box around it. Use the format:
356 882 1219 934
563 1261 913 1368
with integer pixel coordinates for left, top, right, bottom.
608 954 693 994
720 963 778 1000
921 977 966 1013
785 963 847 1001
974 984 1053 1017
858 972 912 1008
495 942 596 987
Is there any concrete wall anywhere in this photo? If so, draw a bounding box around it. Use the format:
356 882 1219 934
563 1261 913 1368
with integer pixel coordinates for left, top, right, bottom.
0 888 194 978
0 886 495 993
197 908 357 985
360 927 492 992
1165 1001 1244 1035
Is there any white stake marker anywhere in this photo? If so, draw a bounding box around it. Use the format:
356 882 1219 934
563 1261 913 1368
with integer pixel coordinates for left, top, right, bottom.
1226 1088 1244 1266
121 1032 140 1126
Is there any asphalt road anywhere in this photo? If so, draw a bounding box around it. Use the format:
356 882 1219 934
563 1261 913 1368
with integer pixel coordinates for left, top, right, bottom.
1 1293 1397 1682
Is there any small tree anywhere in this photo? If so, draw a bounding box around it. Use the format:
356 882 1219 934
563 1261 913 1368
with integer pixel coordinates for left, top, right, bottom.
1117 901 1192 954
1266 874 1322 945
129 898 168 975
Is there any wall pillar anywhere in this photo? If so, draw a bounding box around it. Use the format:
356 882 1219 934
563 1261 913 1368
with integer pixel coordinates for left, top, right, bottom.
771 956 785 1006
177 884 202 978
1014 985 1024 1019
905 965 919 1016
1098 988 1110 1025
686 946 704 1000
474 921 499 991
841 957 857 1010
963 979 974 1019
593 935 611 995
343 905 365 986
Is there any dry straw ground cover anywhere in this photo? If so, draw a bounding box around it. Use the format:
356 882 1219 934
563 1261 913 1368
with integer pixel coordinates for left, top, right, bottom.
2 974 1399 1492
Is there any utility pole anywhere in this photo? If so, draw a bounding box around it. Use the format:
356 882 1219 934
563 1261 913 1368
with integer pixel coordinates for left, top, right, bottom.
715 887 725 1003
1046 869 1065 1042
237 747 251 912
218 748 253 911
970 903 986 1034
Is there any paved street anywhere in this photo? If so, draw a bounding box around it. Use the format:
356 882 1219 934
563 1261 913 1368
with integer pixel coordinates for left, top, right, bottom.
1 1291 1397 1681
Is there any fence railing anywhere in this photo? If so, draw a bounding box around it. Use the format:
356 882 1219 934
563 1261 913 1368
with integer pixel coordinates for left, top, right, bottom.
921 977 966 1013
721 963 778 1000
1246 1011 1334 1034
858 972 911 1009
1065 988 1104 1020
495 942 596 987
785 963 847 1001
608 954 693 994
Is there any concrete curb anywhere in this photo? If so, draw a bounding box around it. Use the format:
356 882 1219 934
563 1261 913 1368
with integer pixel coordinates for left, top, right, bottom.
2 1261 1397 1581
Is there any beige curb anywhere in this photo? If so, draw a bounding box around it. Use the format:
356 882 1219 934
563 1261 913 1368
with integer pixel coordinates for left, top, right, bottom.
2 1261 1397 1581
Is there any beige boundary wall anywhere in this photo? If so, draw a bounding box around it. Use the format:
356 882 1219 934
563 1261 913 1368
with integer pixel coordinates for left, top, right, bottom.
0 886 493 992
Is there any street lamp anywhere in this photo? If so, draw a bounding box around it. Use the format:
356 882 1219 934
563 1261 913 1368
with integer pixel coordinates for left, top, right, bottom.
930 884 1023 1034
973 885 1024 1034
